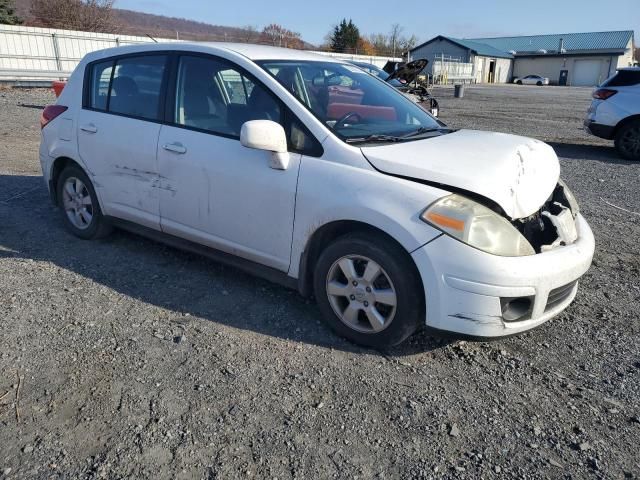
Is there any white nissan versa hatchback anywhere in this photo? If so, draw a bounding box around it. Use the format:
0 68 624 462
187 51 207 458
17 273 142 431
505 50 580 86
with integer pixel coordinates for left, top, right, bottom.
39 43 595 347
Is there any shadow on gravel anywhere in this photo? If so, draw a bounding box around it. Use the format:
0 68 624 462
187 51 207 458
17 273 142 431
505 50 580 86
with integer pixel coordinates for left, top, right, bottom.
548 142 631 164
0 174 450 357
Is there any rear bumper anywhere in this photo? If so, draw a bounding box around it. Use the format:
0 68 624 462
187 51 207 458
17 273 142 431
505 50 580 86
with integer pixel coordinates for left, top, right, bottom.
583 119 615 140
412 214 595 337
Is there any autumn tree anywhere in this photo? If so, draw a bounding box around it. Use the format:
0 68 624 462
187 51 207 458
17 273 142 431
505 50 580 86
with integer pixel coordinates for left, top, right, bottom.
356 37 376 55
261 23 302 49
0 0 21 24
30 0 115 32
329 18 359 53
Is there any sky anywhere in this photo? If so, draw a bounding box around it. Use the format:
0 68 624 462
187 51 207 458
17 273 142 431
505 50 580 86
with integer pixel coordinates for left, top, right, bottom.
116 0 639 46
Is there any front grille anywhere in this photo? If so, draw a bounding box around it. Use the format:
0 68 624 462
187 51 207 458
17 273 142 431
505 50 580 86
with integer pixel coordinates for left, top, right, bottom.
545 281 577 311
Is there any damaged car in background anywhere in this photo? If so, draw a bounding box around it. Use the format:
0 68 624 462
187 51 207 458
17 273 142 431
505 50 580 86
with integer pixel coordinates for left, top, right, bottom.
348 58 440 117
39 43 594 348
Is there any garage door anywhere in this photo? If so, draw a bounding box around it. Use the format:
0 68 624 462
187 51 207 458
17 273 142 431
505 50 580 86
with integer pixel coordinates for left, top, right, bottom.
572 60 603 86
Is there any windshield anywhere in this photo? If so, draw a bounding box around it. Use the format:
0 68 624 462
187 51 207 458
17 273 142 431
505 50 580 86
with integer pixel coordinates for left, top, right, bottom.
257 60 443 143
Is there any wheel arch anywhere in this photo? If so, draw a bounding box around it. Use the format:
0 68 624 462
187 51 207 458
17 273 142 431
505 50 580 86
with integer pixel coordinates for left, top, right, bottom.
614 114 640 137
297 220 423 300
49 156 91 206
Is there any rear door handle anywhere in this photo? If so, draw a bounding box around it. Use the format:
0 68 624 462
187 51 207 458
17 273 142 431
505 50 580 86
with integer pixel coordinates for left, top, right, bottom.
162 142 187 154
80 123 98 133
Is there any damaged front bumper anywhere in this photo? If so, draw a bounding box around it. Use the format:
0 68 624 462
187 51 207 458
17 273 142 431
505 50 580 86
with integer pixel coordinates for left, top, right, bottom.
412 214 595 337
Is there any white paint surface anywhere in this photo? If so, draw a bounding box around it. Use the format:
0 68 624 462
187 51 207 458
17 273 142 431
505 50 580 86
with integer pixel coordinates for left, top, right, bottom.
39 42 595 338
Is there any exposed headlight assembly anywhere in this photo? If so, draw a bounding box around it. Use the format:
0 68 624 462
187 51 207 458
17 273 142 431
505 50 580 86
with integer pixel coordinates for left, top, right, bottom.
558 179 579 218
421 194 535 257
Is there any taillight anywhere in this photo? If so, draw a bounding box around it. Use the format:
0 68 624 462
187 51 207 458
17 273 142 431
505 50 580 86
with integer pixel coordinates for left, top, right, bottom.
40 105 68 129
592 88 617 100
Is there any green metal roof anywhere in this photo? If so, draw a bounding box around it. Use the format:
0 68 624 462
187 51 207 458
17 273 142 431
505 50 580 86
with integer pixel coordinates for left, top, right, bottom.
470 31 634 55
411 35 514 58
444 37 514 59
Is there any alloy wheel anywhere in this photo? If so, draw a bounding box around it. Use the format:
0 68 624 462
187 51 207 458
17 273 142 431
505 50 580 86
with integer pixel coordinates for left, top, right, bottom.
326 255 397 333
62 176 93 230
620 125 640 158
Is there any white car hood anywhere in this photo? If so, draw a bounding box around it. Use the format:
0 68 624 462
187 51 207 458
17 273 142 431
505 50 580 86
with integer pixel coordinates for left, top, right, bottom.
361 129 560 219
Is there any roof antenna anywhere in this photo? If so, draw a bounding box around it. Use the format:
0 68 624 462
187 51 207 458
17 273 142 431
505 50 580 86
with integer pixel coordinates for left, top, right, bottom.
146 34 158 43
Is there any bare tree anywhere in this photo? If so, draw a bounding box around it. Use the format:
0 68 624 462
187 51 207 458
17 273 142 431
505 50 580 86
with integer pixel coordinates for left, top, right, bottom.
368 33 389 55
240 24 259 44
261 23 302 49
399 34 418 54
389 23 404 57
30 0 115 32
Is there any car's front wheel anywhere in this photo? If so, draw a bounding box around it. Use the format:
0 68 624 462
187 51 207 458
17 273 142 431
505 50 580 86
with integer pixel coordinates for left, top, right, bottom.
313 232 424 348
57 165 113 239
614 119 640 161
516 80 522 85
536 81 543 86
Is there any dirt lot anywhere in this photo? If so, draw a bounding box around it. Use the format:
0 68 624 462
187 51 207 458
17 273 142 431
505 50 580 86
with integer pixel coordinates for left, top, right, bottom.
0 84 639 479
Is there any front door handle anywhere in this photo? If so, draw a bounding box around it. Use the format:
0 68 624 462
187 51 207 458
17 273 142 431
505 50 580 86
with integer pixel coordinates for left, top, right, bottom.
162 142 187 154
80 123 98 133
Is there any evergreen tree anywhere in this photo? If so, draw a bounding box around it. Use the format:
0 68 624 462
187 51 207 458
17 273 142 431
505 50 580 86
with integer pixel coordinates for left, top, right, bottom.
0 0 22 25
330 18 360 53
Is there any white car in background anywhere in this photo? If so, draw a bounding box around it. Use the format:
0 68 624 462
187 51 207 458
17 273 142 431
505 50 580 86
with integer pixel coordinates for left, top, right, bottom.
584 67 640 160
514 75 549 86
39 43 594 347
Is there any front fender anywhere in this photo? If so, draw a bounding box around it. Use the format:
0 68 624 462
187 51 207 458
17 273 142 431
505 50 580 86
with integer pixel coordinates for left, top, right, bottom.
288 156 446 278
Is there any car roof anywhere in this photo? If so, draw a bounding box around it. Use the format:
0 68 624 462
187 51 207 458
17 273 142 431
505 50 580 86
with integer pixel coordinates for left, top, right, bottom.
84 42 340 63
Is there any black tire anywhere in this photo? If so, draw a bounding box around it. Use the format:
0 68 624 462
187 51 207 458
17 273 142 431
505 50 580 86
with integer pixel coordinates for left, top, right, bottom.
56 165 113 239
516 80 522 85
536 81 543 86
614 119 640 161
313 232 424 348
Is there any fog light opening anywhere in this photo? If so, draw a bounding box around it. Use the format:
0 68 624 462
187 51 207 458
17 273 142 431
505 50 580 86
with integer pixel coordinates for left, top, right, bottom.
500 296 533 322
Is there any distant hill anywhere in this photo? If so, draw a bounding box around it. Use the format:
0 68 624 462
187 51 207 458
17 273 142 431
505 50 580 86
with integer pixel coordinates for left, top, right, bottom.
11 0 315 47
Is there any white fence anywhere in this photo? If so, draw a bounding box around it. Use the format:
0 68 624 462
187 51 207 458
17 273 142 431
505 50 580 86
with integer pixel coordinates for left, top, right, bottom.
0 24 402 82
312 51 402 69
432 57 475 84
0 24 177 80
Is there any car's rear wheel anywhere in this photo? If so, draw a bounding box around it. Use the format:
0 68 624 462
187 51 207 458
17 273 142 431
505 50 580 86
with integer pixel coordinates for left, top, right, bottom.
313 232 423 348
614 119 640 161
57 165 113 239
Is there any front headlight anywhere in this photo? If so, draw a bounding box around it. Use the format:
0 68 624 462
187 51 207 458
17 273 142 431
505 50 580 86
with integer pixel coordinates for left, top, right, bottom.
421 194 535 257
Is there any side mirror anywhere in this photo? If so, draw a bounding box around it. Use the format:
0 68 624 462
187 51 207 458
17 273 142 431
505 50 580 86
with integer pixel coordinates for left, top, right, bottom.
240 120 290 170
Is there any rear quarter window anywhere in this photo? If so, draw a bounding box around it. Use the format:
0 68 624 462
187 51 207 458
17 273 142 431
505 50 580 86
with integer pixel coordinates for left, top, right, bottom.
88 60 113 110
602 70 640 87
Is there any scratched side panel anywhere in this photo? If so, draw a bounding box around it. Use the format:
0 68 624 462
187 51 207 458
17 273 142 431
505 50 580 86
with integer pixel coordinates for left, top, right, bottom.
76 109 162 230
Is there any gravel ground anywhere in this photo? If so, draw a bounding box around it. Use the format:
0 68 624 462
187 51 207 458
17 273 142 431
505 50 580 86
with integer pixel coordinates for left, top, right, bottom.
0 85 639 479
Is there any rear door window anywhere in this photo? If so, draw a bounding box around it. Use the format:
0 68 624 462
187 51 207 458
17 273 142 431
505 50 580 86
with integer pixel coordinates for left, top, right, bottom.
107 55 167 121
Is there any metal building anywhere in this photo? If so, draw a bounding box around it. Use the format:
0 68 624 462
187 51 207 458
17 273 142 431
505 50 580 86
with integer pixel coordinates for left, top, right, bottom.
410 31 635 86
409 35 513 84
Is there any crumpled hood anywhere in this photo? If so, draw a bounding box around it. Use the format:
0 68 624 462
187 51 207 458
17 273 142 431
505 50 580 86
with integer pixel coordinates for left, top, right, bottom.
361 129 560 219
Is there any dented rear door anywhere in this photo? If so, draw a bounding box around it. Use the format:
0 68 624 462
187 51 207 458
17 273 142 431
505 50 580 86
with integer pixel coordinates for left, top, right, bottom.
77 53 168 230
